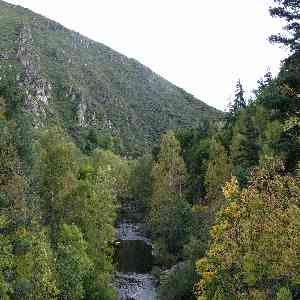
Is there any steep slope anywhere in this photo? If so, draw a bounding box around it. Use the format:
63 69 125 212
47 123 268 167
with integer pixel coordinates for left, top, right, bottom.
0 0 222 155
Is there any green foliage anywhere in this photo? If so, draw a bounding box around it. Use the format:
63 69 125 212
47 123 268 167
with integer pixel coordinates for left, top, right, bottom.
269 0 300 51
205 139 232 214
149 132 187 238
129 154 153 212
230 108 259 185
196 159 300 299
33 126 117 297
0 216 13 299
30 229 58 299
150 131 186 209
92 149 131 199
0 0 222 156
229 79 246 115
159 261 197 300
157 198 193 254
175 123 211 202
276 287 293 300
34 126 80 242
57 224 92 300
1 2 300 300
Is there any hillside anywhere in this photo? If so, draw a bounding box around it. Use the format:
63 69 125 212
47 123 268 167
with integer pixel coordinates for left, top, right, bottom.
0 0 222 155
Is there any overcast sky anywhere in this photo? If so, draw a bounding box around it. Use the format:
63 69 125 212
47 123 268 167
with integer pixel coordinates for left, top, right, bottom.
6 0 288 110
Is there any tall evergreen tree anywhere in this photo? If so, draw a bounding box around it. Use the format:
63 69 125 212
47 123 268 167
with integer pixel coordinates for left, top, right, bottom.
230 108 260 184
269 0 300 51
230 79 247 114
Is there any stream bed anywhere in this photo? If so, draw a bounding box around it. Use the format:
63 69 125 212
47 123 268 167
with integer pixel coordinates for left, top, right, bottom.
114 204 158 300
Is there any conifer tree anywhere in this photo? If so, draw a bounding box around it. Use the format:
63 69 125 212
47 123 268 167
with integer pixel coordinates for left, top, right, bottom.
230 79 246 115
230 109 259 184
269 0 300 51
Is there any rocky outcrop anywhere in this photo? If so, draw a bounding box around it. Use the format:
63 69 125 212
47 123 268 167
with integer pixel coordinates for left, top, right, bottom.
77 97 87 127
17 24 52 126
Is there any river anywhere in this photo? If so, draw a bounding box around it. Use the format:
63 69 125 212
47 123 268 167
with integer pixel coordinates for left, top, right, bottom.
114 203 158 300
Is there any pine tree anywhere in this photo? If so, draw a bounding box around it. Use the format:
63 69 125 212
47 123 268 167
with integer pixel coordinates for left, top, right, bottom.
269 0 300 51
230 108 259 184
257 70 273 91
230 79 246 115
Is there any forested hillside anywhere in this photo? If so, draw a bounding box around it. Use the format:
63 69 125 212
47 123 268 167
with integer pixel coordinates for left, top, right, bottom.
0 0 221 156
0 0 299 299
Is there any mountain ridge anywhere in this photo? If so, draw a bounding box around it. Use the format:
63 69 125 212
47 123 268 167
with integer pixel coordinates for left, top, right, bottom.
0 0 222 155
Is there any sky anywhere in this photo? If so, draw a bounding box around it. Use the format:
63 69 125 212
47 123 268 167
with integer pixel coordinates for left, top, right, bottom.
6 0 288 110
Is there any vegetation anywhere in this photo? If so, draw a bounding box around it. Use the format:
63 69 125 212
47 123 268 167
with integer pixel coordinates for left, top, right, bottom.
0 92 119 298
0 0 300 299
135 1 300 298
0 0 221 157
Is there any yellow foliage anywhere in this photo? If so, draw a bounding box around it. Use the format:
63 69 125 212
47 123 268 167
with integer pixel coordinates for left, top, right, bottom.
202 271 215 282
222 176 239 199
223 202 241 219
196 257 208 272
195 163 300 299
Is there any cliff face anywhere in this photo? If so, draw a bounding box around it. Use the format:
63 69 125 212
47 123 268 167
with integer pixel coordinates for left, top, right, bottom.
0 0 222 154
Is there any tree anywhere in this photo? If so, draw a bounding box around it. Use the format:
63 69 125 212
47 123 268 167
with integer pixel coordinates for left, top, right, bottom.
257 70 273 91
205 139 232 215
64 161 117 296
151 131 186 203
30 229 58 299
230 108 259 184
230 80 246 115
34 127 80 243
269 0 300 51
224 80 247 147
129 154 153 212
35 127 117 298
92 149 131 200
149 131 190 258
196 158 300 299
149 131 187 234
158 198 192 253
57 224 92 300
0 215 13 300
276 287 293 300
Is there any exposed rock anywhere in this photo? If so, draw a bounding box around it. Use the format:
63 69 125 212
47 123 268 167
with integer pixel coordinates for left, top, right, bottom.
17 24 52 126
71 32 93 49
77 97 87 127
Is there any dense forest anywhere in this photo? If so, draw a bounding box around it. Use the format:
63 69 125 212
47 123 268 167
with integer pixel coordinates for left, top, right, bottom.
0 0 300 299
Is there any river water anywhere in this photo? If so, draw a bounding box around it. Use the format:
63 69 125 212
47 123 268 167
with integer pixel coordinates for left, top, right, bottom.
114 204 158 300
